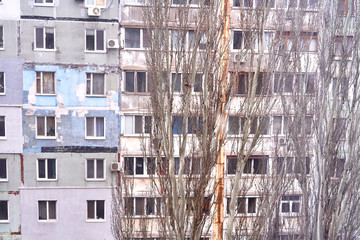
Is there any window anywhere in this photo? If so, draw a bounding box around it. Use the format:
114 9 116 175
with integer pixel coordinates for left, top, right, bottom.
227 197 257 214
85 29 105 52
174 157 201 175
227 155 268 175
0 26 3 49
280 32 318 52
0 72 5 94
0 159 7 181
86 159 105 180
273 73 315 94
86 73 105 95
337 0 354 15
124 197 161 216
34 0 54 5
36 72 55 94
282 0 318 8
85 0 105 7
35 27 55 50
87 200 105 221
0 201 8 222
233 31 251 50
276 157 310 174
124 157 155 175
334 36 353 57
124 115 151 135
272 115 313 136
281 195 301 214
125 71 151 93
0 116 5 138
234 0 275 8
172 116 202 135
234 72 268 95
38 201 56 221
36 116 55 138
125 28 149 49
37 159 56 180
329 158 345 178
228 116 245 135
86 117 105 138
188 31 208 50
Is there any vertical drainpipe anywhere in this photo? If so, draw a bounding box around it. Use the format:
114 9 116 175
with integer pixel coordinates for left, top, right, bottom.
213 0 230 239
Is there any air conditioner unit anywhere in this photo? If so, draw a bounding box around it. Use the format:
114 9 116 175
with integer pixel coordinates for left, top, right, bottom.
110 162 121 171
107 39 119 49
88 7 101 17
279 138 286 146
234 52 247 63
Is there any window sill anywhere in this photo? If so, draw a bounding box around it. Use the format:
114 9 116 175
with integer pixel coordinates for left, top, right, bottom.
38 220 57 222
0 93 6 95
86 219 106 223
36 136 56 140
37 179 58 182
123 134 150 137
85 178 106 182
35 94 56 96
123 92 151 95
0 137 7 140
85 5 105 8
34 4 55 7
85 95 106 98
0 48 4 51
85 137 106 140
0 220 9 224
0 179 8 182
34 49 56 52
84 50 107 54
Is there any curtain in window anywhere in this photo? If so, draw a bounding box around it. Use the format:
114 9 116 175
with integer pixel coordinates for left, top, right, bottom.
96 117 104 137
37 117 45 136
124 116 133 135
45 28 54 49
86 117 94 137
46 117 55 136
87 201 95 219
93 74 104 95
43 72 55 94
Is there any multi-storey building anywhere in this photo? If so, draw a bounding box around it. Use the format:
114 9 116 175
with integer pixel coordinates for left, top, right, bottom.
19 0 120 239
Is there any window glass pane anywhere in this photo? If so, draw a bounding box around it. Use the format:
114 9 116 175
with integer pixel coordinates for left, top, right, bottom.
38 159 46 178
125 116 133 135
87 159 95 178
96 0 105 6
233 0 241 7
125 157 134 175
172 73 182 93
243 159 252 174
146 198 155 215
38 201 47 220
87 201 95 219
135 116 143 134
96 200 105 219
227 157 237 174
248 198 256 213
0 116 4 137
135 198 145 215
284 75 293 92
237 74 247 94
86 73 91 94
172 116 183 134
93 74 104 95
46 0 54 3
125 29 140 48
282 202 290 212
86 117 94 137
96 30 104 51
95 117 104 137
233 31 243 49
87 0 95 4
35 28 44 49
194 74 202 92
0 159 6 179
174 157 180 175
42 72 55 94
229 116 239 135
147 157 155 175
292 202 300 212
193 158 200 174
237 198 246 213
46 117 55 136
45 28 54 49
273 116 282 135
126 72 135 92
96 159 104 178
86 30 95 51
0 201 7 220
135 157 144 174
124 198 134 215
0 26 3 49
277 157 284 174
137 72 146 92
0 72 4 93
309 38 317 52
144 116 151 134
37 117 45 136
47 159 56 179
48 201 56 219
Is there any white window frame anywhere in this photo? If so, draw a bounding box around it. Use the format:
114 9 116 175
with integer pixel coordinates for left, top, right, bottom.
227 197 257 215
0 159 7 182
35 71 56 95
37 159 57 181
124 115 152 135
86 159 106 181
34 0 55 6
86 73 106 96
85 0 106 8
124 197 162 216
38 200 57 221
36 116 56 139
123 157 156 176
85 116 106 139
280 195 301 215
0 26 4 50
272 115 313 136
34 27 56 51
282 0 319 9
233 0 275 8
124 28 148 49
0 201 9 222
85 29 106 53
0 72 5 95
86 200 106 222
242 156 268 175
0 116 5 139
